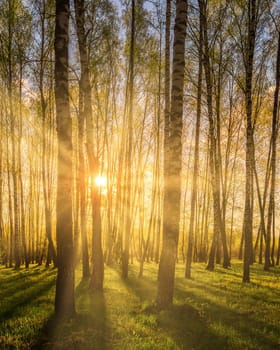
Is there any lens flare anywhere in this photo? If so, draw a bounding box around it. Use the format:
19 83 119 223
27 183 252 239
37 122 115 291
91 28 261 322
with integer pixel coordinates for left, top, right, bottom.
95 175 107 187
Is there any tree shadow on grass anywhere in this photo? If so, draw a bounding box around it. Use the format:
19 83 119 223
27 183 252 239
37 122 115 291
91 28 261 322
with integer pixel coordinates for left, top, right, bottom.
0 272 56 321
121 266 279 350
122 269 228 349
173 284 280 350
122 267 157 303
0 269 57 349
33 279 108 350
0 266 56 296
154 303 228 350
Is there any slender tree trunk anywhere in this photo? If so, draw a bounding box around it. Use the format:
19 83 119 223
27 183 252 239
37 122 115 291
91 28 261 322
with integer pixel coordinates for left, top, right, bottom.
198 150 209 262
185 3 202 278
151 19 163 264
11 110 20 269
154 0 171 266
164 0 171 178
243 0 257 283
253 160 267 262
39 1 57 268
74 0 104 289
160 0 171 264
54 0 75 318
73 0 90 279
6 115 14 267
42 102 57 268
122 0 135 279
214 41 230 269
264 31 280 271
7 0 20 269
77 87 90 278
200 0 229 271
157 0 187 309
18 61 28 268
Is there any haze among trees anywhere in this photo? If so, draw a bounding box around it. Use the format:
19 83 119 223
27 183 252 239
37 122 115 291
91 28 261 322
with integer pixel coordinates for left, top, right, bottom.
0 0 280 347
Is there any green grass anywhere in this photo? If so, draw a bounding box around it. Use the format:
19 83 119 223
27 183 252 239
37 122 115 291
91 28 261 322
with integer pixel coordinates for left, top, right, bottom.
0 261 279 349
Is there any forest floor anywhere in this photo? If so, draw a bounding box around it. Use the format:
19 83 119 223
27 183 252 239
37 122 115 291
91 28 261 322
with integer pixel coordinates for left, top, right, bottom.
0 260 279 350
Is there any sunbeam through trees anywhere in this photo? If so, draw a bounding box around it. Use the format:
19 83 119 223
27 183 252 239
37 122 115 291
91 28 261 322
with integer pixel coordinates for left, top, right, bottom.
0 0 280 348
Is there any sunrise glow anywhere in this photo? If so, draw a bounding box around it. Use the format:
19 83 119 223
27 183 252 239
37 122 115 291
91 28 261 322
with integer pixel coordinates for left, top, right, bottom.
95 175 107 188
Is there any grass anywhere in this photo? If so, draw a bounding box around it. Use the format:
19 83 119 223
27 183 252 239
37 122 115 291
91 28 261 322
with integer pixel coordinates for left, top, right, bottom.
0 261 279 349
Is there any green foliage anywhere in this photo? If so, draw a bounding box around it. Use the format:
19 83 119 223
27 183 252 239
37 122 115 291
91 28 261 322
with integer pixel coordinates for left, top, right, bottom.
0 262 279 349
0 265 56 349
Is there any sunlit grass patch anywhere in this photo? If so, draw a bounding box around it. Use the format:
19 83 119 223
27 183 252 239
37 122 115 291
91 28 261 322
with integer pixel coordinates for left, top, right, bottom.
0 261 279 349
174 261 280 350
0 265 56 349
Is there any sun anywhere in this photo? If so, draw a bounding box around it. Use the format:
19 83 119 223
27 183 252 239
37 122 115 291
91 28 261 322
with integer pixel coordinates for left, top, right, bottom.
95 175 107 187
